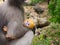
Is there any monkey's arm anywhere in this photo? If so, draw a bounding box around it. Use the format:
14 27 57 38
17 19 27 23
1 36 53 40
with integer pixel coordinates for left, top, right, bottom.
6 21 19 39
6 20 31 39
9 30 34 45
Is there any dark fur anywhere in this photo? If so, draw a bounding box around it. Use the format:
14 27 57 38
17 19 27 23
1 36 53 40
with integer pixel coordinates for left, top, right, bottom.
0 0 31 41
0 0 34 45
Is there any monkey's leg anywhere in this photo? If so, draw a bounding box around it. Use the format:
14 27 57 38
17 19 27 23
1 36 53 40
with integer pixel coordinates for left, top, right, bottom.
9 30 34 45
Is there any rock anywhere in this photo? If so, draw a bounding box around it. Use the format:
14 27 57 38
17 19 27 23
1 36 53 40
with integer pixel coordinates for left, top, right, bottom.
34 6 44 14
37 17 50 28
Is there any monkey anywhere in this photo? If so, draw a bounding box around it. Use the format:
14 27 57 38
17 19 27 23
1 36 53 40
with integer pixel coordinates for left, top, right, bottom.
0 0 30 39
2 26 34 45
7 30 34 45
0 0 34 45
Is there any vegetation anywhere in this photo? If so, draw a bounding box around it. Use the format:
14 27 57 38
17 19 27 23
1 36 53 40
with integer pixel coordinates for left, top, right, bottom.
30 0 45 5
48 0 60 23
32 23 60 45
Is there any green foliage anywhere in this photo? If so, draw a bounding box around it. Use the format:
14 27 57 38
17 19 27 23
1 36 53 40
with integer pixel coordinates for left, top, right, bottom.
30 0 44 5
32 35 51 45
32 23 60 45
48 0 60 23
50 23 60 38
45 23 60 38
31 0 40 4
48 0 56 15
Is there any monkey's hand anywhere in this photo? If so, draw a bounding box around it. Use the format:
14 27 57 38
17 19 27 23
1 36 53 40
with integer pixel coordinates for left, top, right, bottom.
3 26 8 32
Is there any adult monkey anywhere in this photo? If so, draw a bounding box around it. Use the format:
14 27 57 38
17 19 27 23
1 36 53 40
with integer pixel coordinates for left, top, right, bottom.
0 0 34 45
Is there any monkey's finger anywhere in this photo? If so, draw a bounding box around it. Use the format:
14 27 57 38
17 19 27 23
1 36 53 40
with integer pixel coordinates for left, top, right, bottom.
3 26 8 32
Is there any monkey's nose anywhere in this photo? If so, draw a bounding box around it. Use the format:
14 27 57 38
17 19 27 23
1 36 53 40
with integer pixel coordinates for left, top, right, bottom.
6 35 15 40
